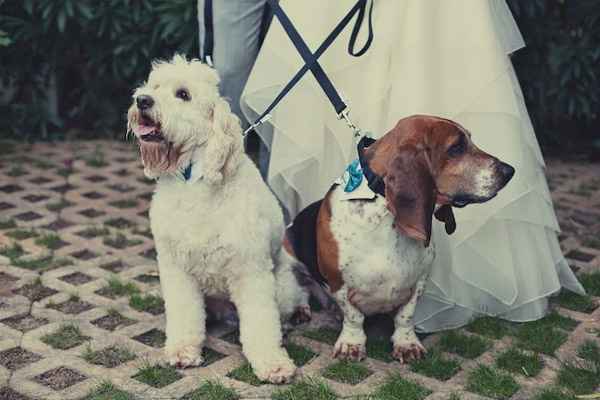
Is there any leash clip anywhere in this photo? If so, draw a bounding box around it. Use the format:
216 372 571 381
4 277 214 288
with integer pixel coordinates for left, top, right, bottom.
243 114 272 137
205 55 214 68
338 107 363 142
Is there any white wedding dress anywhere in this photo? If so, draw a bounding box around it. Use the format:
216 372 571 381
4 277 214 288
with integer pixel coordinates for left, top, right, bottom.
241 0 584 332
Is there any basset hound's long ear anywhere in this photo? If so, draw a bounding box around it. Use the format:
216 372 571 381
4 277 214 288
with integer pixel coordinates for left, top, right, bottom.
383 145 436 247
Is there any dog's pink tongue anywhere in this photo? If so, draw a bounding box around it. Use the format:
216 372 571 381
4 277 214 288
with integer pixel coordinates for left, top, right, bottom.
133 124 155 136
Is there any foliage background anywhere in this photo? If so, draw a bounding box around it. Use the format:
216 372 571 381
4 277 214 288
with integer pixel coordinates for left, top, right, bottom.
0 0 598 154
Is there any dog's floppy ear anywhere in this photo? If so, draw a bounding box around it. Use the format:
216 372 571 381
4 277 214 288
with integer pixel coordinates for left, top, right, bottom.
204 98 243 184
384 145 436 246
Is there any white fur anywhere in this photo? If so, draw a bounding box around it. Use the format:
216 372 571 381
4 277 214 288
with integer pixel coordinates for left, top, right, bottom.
129 55 309 383
328 186 434 362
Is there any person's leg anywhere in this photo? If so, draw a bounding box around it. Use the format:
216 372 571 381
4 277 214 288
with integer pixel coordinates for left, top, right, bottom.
198 0 269 121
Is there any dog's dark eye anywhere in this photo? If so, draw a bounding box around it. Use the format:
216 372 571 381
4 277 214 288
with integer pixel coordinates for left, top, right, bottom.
176 88 191 101
447 135 466 157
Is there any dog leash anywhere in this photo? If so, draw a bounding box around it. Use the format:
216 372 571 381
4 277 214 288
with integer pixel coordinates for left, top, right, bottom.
243 0 374 142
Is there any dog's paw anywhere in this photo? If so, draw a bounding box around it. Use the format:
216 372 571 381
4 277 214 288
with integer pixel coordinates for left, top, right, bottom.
253 356 296 384
333 340 366 361
290 305 312 326
165 343 203 369
391 341 426 364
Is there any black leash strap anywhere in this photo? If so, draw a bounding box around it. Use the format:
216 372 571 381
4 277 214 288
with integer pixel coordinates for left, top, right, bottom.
202 0 214 67
245 0 374 135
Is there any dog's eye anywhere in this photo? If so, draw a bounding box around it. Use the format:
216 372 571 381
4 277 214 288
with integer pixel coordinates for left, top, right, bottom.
176 88 191 101
447 136 466 157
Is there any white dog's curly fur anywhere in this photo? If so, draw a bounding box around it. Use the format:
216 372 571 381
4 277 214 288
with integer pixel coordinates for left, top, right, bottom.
127 55 310 383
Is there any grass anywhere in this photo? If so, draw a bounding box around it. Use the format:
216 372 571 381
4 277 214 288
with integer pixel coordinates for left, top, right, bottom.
555 360 600 395
302 327 339 345
82 345 136 368
466 365 520 399
35 233 63 250
409 348 461 381
580 271 600 296
12 255 72 271
103 233 143 249
577 339 600 365
0 219 17 229
78 226 110 237
285 342 317 367
102 277 140 298
322 360 372 385
41 324 90 350
438 331 490 359
132 364 182 388
46 199 72 212
272 379 337 400
82 381 135 400
227 363 263 386
514 320 568 355
532 388 577 400
495 348 544 377
466 317 509 339
109 199 138 209
85 149 108 167
365 336 393 362
370 373 431 400
539 310 579 331
182 381 239 400
6 229 39 240
104 218 135 229
6 165 26 176
555 290 597 313
0 242 25 260
129 293 164 314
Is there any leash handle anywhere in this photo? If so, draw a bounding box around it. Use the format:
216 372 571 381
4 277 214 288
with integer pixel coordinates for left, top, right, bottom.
244 0 374 137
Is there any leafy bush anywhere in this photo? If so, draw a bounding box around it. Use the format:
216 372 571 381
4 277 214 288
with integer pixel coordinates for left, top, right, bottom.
0 0 198 140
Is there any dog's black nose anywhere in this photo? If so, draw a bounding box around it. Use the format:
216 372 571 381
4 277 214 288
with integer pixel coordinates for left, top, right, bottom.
498 162 515 184
136 95 154 110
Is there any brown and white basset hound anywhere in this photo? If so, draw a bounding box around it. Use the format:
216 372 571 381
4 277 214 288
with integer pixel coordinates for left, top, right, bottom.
285 115 514 363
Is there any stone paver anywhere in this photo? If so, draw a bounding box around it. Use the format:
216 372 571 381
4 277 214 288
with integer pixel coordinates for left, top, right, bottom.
0 140 599 399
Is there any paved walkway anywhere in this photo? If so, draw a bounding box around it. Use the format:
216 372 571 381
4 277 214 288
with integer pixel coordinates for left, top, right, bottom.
0 140 599 400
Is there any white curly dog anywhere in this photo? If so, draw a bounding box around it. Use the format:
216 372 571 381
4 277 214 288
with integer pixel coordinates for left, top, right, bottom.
127 55 310 383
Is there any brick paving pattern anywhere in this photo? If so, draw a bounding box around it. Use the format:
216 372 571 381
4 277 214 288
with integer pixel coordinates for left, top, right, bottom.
0 141 599 399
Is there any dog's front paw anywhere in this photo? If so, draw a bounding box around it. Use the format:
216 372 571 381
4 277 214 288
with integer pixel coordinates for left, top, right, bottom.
333 339 366 361
391 340 426 364
165 343 203 369
253 355 296 384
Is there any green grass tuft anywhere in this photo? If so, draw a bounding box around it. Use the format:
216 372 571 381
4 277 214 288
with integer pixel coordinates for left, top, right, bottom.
103 233 143 249
532 388 577 400
227 363 263 386
182 381 239 400
41 324 90 350
371 373 431 400
129 293 164 314
556 360 600 395
0 219 17 229
495 347 543 377
466 365 520 400
6 229 39 240
12 255 71 271
466 317 509 339
302 328 339 345
514 321 567 355
322 360 372 385
82 381 135 400
82 344 136 368
272 379 337 400
103 277 140 298
577 340 600 365
109 199 138 209
0 242 25 260
438 331 490 359
580 271 600 296
46 199 72 212
35 233 63 250
539 310 579 331
132 364 182 388
285 342 317 367
365 336 393 362
410 348 461 381
78 226 110 237
555 290 597 313
85 150 108 167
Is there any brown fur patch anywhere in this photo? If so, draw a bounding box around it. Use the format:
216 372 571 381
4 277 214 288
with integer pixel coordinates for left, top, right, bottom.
316 190 343 292
139 141 182 173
